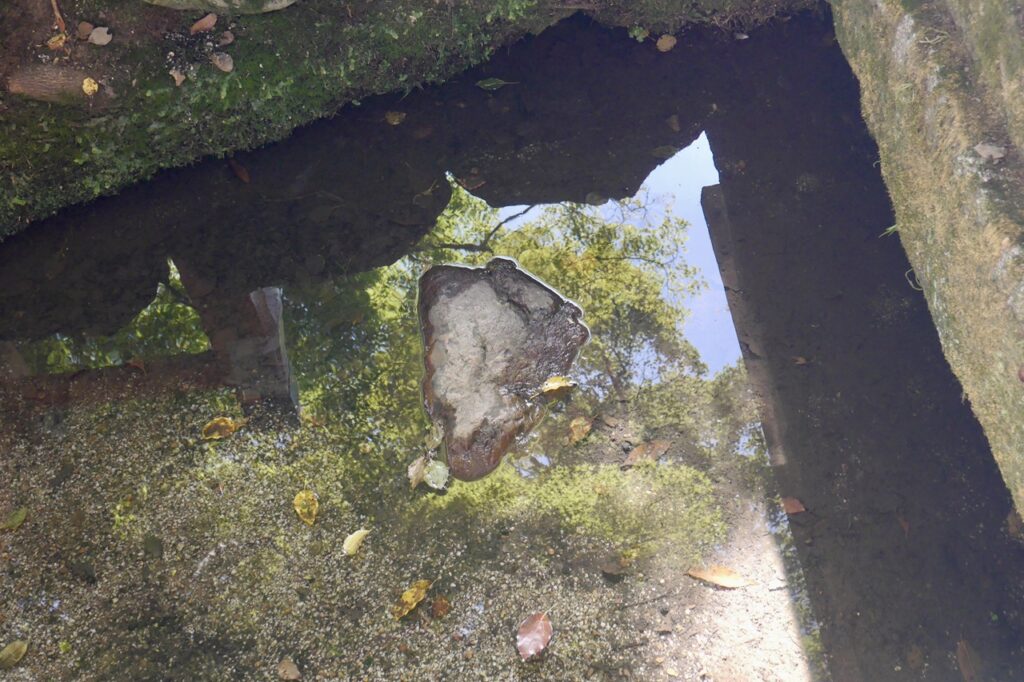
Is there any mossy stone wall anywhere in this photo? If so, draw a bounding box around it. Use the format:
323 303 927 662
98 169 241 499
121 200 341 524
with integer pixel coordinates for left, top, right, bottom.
831 0 1024 510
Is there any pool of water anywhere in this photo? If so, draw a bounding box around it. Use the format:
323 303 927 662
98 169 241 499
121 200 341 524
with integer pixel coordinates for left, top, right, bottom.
1 9 1023 682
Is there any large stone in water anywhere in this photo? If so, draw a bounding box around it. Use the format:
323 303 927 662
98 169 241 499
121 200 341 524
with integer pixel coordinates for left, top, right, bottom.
418 258 589 481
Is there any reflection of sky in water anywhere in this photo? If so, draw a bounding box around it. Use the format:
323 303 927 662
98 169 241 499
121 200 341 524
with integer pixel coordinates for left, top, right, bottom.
641 133 739 375
500 133 740 375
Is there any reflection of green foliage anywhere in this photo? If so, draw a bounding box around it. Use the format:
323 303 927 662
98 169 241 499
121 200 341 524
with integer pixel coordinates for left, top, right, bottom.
427 461 724 555
19 261 208 374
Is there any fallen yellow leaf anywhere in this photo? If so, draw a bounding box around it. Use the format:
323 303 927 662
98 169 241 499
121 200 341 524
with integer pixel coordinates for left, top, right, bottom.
47 34 67 50
201 416 246 440
392 579 431 619
686 565 751 589
342 528 370 556
1 507 27 531
293 490 319 526
81 77 98 96
385 111 406 126
535 375 577 401
0 640 27 670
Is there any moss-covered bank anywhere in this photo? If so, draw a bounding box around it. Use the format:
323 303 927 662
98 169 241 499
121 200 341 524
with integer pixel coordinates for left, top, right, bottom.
0 0 812 237
831 1 1024 510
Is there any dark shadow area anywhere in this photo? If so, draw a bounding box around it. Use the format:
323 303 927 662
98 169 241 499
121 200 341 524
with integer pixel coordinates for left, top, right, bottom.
1 8 1022 681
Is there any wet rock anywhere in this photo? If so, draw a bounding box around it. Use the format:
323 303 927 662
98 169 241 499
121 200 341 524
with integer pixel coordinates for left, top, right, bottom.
418 258 589 480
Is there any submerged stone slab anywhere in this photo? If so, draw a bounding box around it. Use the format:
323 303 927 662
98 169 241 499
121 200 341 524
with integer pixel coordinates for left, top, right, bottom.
418 258 589 481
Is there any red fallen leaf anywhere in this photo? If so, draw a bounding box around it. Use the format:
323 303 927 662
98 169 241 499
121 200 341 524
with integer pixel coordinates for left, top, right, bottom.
516 612 552 661
227 158 250 183
781 497 806 514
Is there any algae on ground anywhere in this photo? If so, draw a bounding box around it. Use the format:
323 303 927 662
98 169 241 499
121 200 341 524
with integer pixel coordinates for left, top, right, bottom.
0 0 813 237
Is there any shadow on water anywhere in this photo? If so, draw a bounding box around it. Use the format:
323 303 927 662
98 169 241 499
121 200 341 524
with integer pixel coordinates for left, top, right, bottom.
1 7 1023 681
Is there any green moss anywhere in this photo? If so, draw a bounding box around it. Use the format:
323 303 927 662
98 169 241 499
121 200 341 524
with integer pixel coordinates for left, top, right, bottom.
1 0 812 237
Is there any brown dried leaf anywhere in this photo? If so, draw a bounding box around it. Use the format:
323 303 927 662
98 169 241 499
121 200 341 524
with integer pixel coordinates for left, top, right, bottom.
1007 508 1024 541
190 12 218 35
88 27 112 46
686 565 751 589
408 456 428 490
169 68 186 86
218 30 234 46
77 22 94 40
430 596 451 619
276 655 300 680
384 111 406 126
781 497 806 514
792 356 809 365
211 52 234 73
516 612 553 661
568 416 592 444
622 439 671 469
392 579 431 619
655 34 677 52
956 638 981 682
227 157 250 183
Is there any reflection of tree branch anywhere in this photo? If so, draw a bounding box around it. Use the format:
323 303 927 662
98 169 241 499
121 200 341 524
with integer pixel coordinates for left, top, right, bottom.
419 204 536 253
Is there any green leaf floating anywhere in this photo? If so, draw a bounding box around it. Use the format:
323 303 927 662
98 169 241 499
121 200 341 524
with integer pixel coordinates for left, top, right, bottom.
1 507 26 531
475 77 518 91
0 640 28 670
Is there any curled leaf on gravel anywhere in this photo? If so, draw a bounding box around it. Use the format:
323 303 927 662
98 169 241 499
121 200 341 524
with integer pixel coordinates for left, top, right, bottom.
392 579 431 619
342 528 370 556
293 490 318 526
516 612 552 661
686 565 751 589
190 12 217 34
1 507 27 531
201 416 246 440
0 640 28 670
